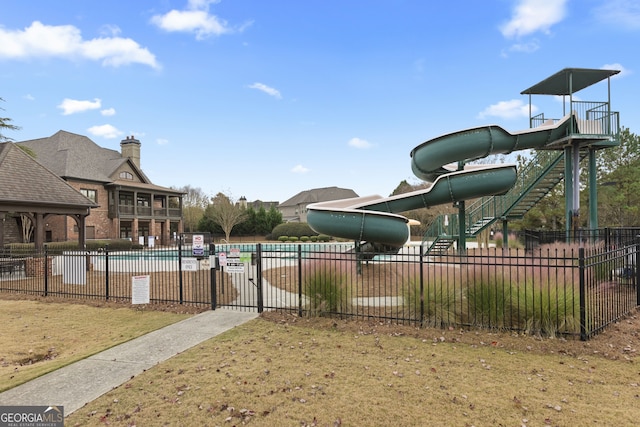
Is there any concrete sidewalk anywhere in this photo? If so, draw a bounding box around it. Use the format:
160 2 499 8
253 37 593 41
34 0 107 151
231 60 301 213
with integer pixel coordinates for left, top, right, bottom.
0 309 259 414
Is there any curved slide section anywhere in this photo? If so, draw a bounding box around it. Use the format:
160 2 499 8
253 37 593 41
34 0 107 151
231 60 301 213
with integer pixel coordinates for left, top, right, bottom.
307 114 574 249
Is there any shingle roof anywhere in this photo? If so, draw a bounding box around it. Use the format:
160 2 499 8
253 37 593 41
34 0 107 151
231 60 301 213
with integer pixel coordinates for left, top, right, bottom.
106 180 185 196
16 130 149 183
280 186 358 207
0 142 98 208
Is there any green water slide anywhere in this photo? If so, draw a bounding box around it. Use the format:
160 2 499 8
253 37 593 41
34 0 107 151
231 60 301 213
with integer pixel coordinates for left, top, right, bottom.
307 114 576 250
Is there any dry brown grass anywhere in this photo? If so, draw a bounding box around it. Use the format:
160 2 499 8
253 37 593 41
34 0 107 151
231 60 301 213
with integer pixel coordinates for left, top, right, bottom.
0 296 200 392
0 270 237 305
65 310 640 426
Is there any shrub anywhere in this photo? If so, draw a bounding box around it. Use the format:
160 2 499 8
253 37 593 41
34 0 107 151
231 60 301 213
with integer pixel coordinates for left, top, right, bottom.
318 234 331 242
310 235 318 242
300 236 309 242
271 223 317 239
289 236 299 242
278 236 289 242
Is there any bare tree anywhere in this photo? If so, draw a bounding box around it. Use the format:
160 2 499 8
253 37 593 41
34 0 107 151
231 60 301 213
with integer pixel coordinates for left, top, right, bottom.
204 192 248 242
20 215 33 243
173 185 209 232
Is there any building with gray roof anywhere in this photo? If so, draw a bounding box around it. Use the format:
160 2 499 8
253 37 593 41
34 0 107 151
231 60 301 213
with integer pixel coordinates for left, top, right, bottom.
0 142 98 248
15 131 183 245
279 186 358 222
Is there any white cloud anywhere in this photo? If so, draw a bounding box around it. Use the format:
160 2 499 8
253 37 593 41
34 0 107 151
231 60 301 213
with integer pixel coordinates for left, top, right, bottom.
24 94 35 101
291 164 310 173
150 0 248 40
602 63 630 78
248 82 282 99
348 137 372 149
477 99 536 120
151 10 230 39
99 24 122 37
58 98 101 115
157 138 169 145
101 107 116 116
594 0 640 30
0 21 160 69
87 124 122 139
500 0 567 38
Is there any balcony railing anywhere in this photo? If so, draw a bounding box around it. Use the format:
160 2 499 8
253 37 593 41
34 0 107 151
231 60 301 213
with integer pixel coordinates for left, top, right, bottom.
530 100 619 138
109 204 182 219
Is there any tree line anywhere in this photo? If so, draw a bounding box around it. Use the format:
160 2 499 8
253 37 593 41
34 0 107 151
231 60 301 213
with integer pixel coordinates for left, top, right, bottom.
177 187 283 241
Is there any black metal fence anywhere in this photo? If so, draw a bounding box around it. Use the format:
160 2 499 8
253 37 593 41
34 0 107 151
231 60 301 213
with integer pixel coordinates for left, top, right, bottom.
524 227 640 251
1 240 638 340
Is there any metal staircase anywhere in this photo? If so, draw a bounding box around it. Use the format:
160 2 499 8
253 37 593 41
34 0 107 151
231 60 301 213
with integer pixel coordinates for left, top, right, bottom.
422 149 586 255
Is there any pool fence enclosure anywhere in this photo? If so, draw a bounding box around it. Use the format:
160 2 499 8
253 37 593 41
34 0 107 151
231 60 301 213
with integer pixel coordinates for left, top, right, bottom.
1 229 639 341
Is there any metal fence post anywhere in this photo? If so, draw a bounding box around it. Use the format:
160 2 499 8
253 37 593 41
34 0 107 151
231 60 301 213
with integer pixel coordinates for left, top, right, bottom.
178 238 184 304
635 241 640 307
298 244 303 317
43 245 48 297
105 245 110 301
256 243 264 313
419 243 425 326
579 247 587 341
210 243 216 310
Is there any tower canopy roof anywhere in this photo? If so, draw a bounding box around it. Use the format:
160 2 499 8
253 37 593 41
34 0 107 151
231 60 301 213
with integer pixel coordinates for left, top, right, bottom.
521 68 620 96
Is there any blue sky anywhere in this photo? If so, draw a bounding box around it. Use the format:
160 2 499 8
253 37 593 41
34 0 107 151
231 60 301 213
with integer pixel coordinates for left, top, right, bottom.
1 0 637 203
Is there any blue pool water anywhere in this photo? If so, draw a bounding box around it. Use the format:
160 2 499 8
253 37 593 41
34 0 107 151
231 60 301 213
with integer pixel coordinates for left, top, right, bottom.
107 243 355 260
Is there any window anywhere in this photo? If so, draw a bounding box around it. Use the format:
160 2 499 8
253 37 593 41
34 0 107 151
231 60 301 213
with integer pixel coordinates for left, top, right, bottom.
120 194 134 205
80 188 97 202
119 171 133 180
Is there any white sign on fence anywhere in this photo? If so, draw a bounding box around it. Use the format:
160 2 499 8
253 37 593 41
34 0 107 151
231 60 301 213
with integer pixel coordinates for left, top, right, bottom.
226 248 244 273
132 275 150 304
192 234 204 256
226 260 245 273
182 257 198 271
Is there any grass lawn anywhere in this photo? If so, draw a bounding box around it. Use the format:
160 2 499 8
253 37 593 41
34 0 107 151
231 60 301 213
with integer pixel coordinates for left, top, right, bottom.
65 311 640 427
0 296 200 392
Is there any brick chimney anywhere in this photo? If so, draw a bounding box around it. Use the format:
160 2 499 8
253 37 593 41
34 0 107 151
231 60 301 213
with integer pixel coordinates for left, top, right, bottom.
120 135 141 169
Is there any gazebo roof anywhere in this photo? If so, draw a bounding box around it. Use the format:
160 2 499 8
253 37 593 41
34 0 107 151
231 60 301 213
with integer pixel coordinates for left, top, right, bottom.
0 142 97 213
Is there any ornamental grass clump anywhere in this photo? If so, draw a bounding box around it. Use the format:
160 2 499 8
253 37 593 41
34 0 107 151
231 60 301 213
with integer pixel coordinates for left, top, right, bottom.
303 259 352 317
463 247 582 336
465 269 518 329
402 264 462 327
517 281 580 337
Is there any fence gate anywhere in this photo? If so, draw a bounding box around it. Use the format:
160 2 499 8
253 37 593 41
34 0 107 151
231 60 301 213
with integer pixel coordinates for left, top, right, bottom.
211 243 263 312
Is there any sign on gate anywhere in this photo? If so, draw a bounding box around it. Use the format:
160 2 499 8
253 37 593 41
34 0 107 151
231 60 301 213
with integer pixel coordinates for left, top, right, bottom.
218 252 227 267
192 234 204 256
181 257 198 271
226 247 244 273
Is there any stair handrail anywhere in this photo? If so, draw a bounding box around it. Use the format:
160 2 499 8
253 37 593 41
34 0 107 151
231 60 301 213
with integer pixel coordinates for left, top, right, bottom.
423 149 565 247
465 149 564 225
